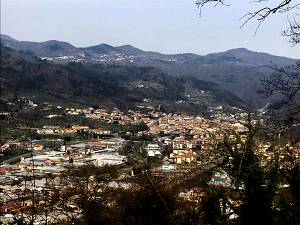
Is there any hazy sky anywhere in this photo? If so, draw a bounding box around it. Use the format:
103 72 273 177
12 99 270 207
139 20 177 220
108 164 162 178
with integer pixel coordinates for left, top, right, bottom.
1 0 299 58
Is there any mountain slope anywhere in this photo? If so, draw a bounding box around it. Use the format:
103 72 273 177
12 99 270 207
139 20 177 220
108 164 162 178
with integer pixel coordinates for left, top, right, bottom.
0 34 18 42
0 45 244 113
116 45 146 55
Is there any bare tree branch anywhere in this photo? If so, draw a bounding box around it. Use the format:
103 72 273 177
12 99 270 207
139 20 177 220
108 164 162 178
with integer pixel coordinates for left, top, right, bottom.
283 17 300 45
259 61 300 128
196 0 300 44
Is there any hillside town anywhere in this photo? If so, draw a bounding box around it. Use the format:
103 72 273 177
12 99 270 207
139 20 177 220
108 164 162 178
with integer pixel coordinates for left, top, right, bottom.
1 97 299 224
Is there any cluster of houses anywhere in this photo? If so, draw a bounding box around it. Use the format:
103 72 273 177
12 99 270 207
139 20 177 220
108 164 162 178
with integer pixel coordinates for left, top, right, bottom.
37 125 110 135
144 142 197 165
1 138 127 176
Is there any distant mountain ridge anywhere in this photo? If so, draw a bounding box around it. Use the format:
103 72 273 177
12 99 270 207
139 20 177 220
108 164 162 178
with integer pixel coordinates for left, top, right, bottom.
207 48 295 66
1 34 296 63
1 34 298 107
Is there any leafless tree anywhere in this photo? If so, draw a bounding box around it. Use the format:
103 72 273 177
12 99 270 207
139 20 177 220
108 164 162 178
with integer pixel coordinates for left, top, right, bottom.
196 0 300 44
259 61 300 130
